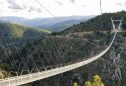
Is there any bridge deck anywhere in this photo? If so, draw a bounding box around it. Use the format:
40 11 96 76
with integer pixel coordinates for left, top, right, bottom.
0 32 117 86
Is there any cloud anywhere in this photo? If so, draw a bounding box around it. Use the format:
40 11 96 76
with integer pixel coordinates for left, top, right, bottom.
0 2 3 4
116 3 122 6
116 2 126 8
56 1 63 5
82 5 86 7
70 0 75 3
8 5 23 10
124 2 126 7
7 0 24 10
7 0 42 13
28 6 42 13
36 8 42 13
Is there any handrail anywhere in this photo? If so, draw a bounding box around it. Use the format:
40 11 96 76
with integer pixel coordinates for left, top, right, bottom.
0 32 116 86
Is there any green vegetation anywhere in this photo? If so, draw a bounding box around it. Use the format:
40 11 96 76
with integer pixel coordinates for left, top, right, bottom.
0 63 9 79
60 11 126 35
0 23 51 79
84 81 92 86
73 82 78 86
8 24 25 38
84 75 104 86
36 28 51 34
0 11 126 86
0 23 50 38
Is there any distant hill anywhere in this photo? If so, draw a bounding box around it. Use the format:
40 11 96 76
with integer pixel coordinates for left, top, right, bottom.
0 16 28 24
25 16 93 27
39 19 84 32
1 12 126 86
59 11 126 35
0 16 93 32
0 23 51 44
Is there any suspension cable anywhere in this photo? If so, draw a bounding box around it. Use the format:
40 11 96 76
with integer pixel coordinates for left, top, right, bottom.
34 0 56 17
100 0 103 15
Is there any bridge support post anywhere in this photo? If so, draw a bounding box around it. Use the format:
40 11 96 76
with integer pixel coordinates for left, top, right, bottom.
111 17 123 30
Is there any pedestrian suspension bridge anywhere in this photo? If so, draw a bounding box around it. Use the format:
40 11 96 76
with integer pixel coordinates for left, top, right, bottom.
0 11 124 86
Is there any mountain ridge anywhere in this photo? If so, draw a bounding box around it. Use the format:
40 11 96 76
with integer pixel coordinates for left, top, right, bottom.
0 15 94 32
59 11 126 35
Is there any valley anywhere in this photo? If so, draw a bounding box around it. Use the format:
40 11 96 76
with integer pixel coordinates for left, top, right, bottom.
0 11 126 86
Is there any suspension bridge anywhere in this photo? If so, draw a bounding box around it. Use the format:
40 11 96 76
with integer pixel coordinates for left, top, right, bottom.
0 0 125 85
0 15 123 86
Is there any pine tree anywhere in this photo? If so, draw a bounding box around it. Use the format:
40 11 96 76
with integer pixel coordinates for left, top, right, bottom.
92 75 105 86
73 82 78 86
84 81 92 86
84 75 105 86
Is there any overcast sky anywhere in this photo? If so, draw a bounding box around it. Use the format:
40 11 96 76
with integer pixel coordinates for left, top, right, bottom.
0 0 126 19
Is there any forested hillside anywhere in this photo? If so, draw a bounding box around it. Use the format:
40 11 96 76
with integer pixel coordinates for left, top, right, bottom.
0 11 126 86
0 23 50 79
59 11 126 35
0 23 50 38
30 11 126 86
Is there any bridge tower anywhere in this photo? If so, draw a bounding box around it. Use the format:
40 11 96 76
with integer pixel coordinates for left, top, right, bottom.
111 17 123 30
